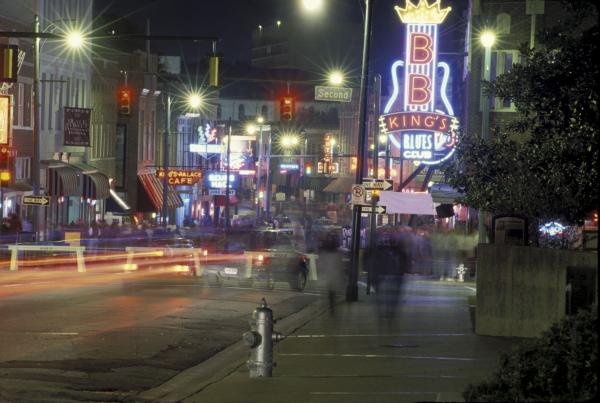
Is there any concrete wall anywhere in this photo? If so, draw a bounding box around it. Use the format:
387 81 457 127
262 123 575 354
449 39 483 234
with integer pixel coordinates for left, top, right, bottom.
476 245 597 338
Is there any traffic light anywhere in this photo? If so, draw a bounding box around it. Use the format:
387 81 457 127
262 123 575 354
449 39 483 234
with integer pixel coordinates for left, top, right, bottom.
0 146 10 183
209 54 219 87
118 87 132 115
280 96 294 121
0 45 18 83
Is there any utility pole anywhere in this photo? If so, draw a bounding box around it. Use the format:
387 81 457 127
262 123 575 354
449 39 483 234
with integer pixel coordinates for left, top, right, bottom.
255 122 264 224
347 0 374 302
224 118 232 229
264 130 272 220
161 94 172 227
32 15 41 240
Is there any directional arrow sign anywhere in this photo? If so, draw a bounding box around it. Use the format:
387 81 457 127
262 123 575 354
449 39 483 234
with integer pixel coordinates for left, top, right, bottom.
362 178 393 191
362 205 386 214
22 195 51 206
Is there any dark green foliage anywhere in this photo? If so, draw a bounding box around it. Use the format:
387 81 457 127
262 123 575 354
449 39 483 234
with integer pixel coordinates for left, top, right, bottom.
463 305 597 402
444 1 598 223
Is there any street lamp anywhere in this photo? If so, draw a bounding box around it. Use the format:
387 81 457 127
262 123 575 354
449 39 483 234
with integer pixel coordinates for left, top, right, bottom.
249 117 266 224
301 0 324 12
328 70 345 86
478 30 495 243
32 16 87 239
161 91 202 227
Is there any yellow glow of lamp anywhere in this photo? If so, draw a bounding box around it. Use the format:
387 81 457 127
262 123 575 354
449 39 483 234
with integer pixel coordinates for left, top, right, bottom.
302 0 323 12
0 171 10 181
480 31 496 48
65 30 85 49
328 70 344 86
246 123 257 135
188 93 202 109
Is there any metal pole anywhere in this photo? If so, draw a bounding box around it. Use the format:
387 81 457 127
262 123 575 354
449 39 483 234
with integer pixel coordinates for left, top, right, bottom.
347 0 373 302
162 94 171 227
478 45 492 244
264 131 272 220
366 74 381 295
255 124 263 224
32 15 41 240
224 118 231 228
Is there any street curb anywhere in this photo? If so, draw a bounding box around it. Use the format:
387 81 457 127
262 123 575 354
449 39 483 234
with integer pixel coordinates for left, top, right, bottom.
132 297 329 403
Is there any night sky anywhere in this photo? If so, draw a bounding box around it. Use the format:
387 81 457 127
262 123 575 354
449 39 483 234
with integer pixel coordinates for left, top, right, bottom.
93 0 469 89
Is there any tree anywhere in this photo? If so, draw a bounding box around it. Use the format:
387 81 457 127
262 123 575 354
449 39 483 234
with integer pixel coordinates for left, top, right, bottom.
444 1 598 225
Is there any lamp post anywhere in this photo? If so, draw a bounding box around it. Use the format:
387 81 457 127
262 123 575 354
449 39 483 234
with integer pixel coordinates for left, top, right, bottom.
30 16 86 240
347 0 374 302
478 30 495 243
161 92 201 227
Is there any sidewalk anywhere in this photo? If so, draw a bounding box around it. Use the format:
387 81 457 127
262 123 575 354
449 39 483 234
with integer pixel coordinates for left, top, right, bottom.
144 279 518 403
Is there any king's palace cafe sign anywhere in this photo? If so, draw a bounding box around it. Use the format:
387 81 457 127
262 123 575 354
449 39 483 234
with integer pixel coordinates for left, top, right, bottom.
156 169 203 186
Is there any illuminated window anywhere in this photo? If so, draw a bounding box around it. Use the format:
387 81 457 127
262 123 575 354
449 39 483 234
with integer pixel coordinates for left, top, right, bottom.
481 49 521 112
496 13 511 35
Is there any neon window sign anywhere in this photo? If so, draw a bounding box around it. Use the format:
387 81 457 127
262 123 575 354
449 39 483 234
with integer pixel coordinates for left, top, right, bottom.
379 0 459 165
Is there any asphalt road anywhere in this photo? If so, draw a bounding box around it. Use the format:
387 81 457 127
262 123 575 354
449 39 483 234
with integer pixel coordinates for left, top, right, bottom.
0 269 321 402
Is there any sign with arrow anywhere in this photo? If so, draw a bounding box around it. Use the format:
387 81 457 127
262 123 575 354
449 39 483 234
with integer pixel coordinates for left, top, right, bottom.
22 195 51 206
362 205 387 214
362 178 393 191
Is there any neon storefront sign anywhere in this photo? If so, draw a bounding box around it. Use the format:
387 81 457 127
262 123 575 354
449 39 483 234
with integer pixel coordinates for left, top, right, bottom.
379 0 459 165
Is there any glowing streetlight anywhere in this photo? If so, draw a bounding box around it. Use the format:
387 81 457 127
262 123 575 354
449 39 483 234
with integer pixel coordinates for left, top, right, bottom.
188 93 202 109
281 135 299 148
328 70 345 86
302 0 324 12
65 29 85 49
257 116 265 124
480 31 496 48
246 123 257 135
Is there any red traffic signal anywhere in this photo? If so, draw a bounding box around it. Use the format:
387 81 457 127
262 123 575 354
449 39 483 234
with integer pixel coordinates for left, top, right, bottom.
118 87 132 115
280 96 294 122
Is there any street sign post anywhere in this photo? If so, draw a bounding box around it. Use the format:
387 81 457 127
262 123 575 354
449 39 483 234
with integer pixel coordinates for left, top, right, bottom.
22 195 50 206
362 205 386 214
362 178 393 191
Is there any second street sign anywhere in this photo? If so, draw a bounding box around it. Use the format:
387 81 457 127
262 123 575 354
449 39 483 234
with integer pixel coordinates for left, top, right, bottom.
362 205 387 214
315 86 353 102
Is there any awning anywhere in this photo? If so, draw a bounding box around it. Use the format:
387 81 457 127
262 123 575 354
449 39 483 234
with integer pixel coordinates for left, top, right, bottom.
106 189 132 214
299 176 334 192
47 164 79 196
71 162 110 200
323 176 354 193
138 173 183 211
82 172 110 199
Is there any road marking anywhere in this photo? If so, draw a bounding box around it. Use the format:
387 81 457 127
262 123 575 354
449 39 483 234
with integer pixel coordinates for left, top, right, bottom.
288 333 470 338
464 286 476 292
280 353 483 361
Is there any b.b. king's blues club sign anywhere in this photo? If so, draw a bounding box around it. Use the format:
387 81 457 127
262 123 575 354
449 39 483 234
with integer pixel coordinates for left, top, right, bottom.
380 0 459 167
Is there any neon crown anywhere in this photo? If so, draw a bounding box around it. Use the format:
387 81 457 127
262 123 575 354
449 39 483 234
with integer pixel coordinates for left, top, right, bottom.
395 0 451 25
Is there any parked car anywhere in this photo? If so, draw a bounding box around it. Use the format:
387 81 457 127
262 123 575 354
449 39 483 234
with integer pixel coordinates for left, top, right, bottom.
211 228 309 291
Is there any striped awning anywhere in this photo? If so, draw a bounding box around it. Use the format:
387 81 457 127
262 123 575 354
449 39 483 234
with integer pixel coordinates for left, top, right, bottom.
47 165 79 196
138 173 183 210
83 172 110 200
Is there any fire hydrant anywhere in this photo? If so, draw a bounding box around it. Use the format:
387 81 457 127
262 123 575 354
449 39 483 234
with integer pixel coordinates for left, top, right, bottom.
456 263 467 282
243 298 285 378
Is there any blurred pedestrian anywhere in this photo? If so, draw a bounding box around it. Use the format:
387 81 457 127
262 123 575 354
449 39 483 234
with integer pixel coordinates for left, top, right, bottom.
370 235 409 323
317 240 347 315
